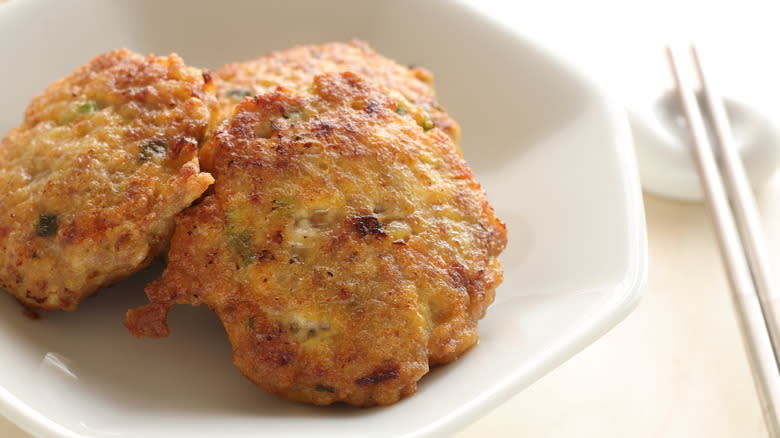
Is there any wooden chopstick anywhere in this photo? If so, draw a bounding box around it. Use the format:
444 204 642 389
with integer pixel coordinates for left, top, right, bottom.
666 44 780 438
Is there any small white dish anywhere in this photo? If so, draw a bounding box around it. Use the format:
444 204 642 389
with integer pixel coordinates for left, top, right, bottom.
0 1 646 437
629 89 780 201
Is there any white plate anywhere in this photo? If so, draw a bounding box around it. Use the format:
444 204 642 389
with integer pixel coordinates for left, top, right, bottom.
0 1 647 437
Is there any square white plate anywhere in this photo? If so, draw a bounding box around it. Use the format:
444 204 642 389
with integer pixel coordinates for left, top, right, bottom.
0 1 647 437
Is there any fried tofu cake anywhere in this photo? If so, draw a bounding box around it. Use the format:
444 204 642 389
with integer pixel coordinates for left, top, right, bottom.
204 41 459 170
0 49 216 310
125 72 506 406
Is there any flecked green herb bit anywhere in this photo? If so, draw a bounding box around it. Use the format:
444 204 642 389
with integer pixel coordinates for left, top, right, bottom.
395 104 407 115
226 88 252 100
315 384 335 393
283 108 304 122
139 140 167 162
77 100 98 114
59 100 99 123
36 214 58 237
271 195 295 210
421 118 435 131
227 228 255 266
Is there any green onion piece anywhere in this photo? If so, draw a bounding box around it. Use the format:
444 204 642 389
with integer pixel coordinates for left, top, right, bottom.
271 196 295 210
36 214 58 237
140 140 167 162
227 228 255 266
59 100 99 123
315 384 335 393
78 100 98 114
226 88 252 100
395 104 407 115
283 108 304 122
421 119 435 131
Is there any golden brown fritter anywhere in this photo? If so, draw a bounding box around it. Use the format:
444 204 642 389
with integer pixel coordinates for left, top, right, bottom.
0 49 216 311
126 72 506 406
203 41 459 171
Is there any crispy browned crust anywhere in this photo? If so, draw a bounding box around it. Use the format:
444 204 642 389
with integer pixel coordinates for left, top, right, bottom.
0 49 216 310
126 72 506 406
202 41 460 172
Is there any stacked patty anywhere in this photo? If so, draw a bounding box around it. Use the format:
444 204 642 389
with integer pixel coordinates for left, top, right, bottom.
201 41 461 172
0 49 216 310
126 72 506 406
0 43 506 407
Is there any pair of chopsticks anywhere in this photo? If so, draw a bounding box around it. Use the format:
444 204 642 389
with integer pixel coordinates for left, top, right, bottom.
666 45 780 437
